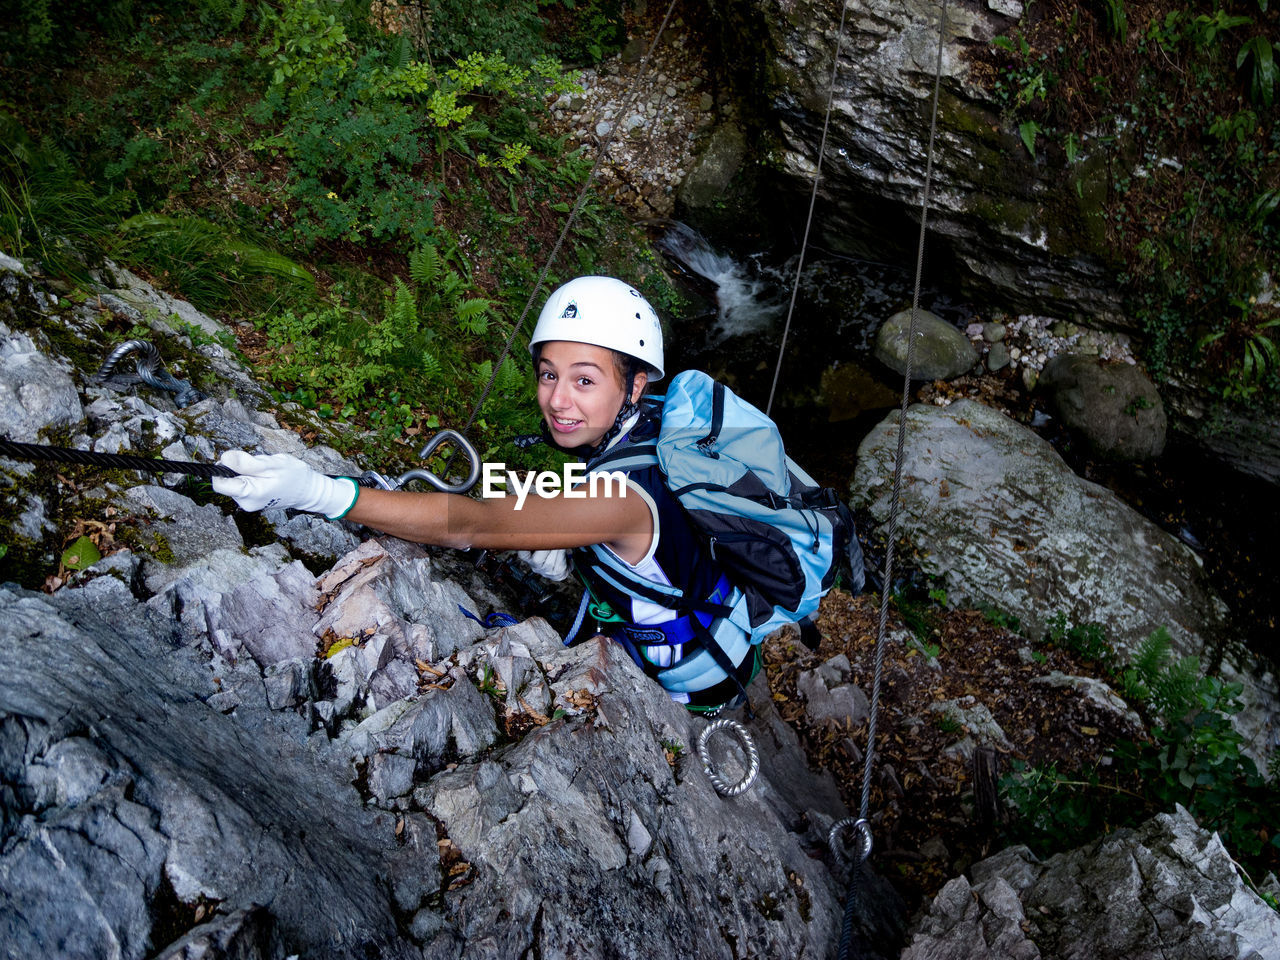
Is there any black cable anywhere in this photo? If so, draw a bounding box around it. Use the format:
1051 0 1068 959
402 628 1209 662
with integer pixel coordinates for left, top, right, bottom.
0 438 380 487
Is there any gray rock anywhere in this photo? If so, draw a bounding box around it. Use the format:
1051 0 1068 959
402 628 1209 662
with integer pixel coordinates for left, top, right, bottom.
338 668 499 771
147 544 296 658
903 807 1280 959
1038 353 1167 460
849 401 1278 766
1031 672 1142 730
678 122 745 208
120 485 244 585
315 539 487 666
366 751 418 803
412 639 872 959
1162 370 1280 488
929 698 1012 758
983 322 1007 343
874 309 978 380
746 0 1123 323
150 906 287 960
0 586 420 960
0 325 85 441
797 656 871 729
986 341 1010 372
263 658 314 710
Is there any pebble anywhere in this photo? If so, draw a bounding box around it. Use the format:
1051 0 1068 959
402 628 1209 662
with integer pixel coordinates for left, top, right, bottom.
983 322 1006 343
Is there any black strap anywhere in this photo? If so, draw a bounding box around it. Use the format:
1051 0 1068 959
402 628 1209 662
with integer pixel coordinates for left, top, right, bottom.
688 617 753 716
696 381 725 457
585 559 735 619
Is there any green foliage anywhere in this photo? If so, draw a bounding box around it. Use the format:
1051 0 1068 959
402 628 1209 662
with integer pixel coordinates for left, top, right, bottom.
1003 625 1280 883
987 3 1280 400
980 605 1022 632
117 214 314 312
0 114 122 279
252 11 580 249
1096 0 1129 43
1238 35 1276 105
1044 612 1112 667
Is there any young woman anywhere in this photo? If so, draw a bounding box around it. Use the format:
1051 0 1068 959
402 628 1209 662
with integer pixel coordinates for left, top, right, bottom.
214 275 758 710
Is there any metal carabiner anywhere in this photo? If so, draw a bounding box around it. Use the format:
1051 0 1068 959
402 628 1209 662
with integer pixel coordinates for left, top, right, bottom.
360 429 482 494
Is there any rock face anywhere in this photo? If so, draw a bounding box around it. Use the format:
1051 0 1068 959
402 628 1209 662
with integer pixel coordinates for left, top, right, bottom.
708 0 1121 322
0 251 867 959
1038 353 1166 460
1161 371 1280 488
901 806 1280 960
848 400 1278 762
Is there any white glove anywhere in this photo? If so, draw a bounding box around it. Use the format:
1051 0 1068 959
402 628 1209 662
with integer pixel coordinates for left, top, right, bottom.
212 450 358 519
517 549 571 581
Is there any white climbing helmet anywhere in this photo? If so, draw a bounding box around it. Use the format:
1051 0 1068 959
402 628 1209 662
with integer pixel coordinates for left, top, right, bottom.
529 276 665 382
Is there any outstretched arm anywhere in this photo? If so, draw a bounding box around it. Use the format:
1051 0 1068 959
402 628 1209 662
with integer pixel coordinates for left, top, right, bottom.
345 484 654 562
212 450 654 564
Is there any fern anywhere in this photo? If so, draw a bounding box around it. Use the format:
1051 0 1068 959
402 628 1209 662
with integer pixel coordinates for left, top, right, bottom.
1132 627 1173 684
420 350 442 379
409 244 442 285
1151 655 1202 721
456 297 490 334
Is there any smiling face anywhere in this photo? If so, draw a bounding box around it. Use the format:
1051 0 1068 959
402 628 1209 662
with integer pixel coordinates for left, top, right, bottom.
536 340 647 448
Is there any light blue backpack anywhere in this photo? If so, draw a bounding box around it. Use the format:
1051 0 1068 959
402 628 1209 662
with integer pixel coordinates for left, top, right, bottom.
581 370 864 683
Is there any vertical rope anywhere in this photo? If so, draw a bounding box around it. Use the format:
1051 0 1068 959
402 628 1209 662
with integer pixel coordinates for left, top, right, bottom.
765 0 852 417
839 3 949 957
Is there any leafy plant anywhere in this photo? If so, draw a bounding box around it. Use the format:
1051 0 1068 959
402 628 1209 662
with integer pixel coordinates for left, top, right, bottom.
0 114 121 279
117 214 315 312
1044 613 1112 666
1002 626 1280 882
1238 35 1276 106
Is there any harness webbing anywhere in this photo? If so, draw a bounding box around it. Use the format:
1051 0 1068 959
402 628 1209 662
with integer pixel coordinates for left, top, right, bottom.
838 2 950 958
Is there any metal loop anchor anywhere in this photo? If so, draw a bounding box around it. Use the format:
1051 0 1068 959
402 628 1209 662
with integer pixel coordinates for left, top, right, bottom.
697 718 760 797
828 817 873 866
359 429 481 494
96 339 207 408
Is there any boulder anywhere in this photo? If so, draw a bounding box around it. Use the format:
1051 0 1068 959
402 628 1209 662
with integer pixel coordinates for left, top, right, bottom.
849 400 1278 763
874 309 978 380
1038 353 1166 460
0 586 420 960
678 122 747 209
1162 370 1280 488
0 322 85 442
901 807 1280 959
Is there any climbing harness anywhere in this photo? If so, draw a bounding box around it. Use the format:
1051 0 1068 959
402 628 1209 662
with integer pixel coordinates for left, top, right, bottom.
697 717 760 797
96 339 207 408
822 2 950 957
